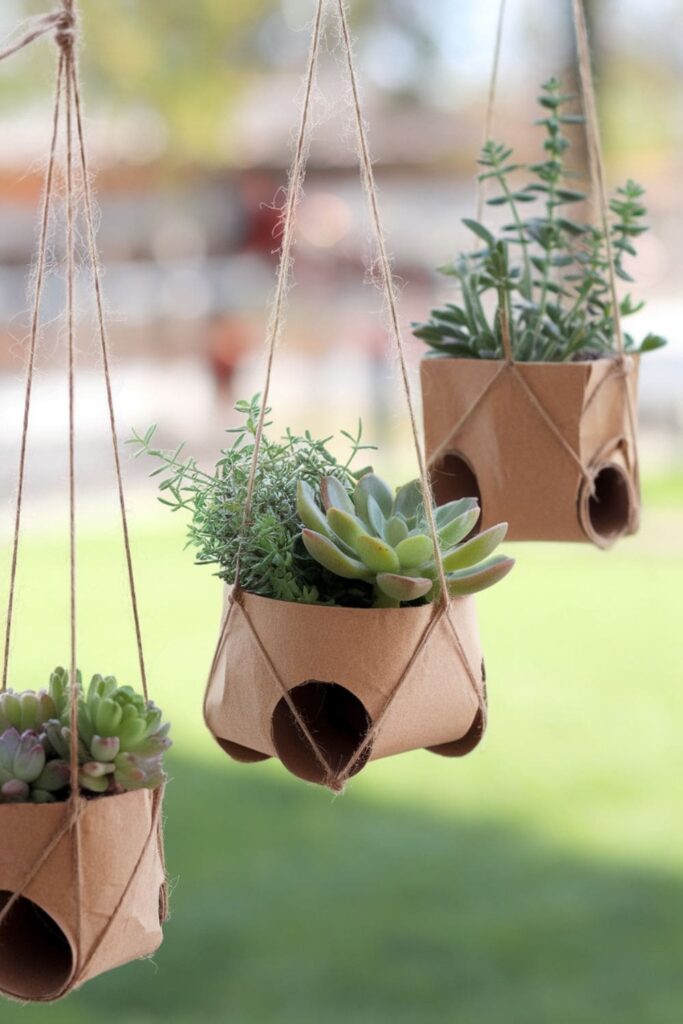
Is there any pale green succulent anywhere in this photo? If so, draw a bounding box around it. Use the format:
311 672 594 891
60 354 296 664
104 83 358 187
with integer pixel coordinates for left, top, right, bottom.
45 671 171 794
0 728 70 804
0 668 170 802
298 473 514 608
0 667 69 734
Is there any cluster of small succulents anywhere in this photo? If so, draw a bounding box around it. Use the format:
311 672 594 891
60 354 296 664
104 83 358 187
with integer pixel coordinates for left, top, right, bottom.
0 667 170 804
298 472 514 608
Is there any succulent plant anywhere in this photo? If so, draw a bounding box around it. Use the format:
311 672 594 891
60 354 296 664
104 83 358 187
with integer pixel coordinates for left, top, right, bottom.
44 671 171 795
0 728 70 804
0 666 69 734
297 473 514 608
0 668 170 803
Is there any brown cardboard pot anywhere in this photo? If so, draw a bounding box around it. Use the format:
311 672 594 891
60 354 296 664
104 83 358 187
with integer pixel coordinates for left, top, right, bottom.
204 589 486 788
0 787 165 1003
421 355 640 547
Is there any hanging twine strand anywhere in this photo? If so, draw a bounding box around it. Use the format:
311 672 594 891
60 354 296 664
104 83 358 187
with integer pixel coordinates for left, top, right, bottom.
429 0 640 522
1 0 148 696
214 0 485 791
571 0 640 501
0 0 164 974
233 0 325 590
1 49 64 691
475 0 507 221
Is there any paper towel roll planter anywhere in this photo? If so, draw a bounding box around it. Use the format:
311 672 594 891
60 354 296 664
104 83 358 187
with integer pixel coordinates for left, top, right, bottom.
205 589 485 787
0 788 165 1003
421 355 640 547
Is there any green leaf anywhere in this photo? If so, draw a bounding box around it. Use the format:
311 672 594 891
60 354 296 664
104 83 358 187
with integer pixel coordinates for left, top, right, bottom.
638 333 667 353
396 534 434 570
441 523 508 572
462 218 496 248
320 476 354 515
394 480 424 522
353 473 394 520
354 534 400 574
301 530 371 581
376 574 433 603
326 507 365 550
446 555 515 596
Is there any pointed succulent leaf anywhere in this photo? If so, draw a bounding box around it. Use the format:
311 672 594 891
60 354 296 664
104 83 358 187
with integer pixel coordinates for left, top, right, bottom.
327 507 365 550
395 534 434 569
302 529 372 580
320 476 354 514
296 480 333 537
442 523 508 572
366 495 387 538
353 473 394 521
435 497 479 528
393 480 424 522
438 507 480 547
385 515 409 547
376 573 433 602
446 555 515 596
354 534 400 574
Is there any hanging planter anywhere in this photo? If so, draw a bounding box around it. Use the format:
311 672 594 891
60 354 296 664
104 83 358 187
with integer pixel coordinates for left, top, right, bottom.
132 0 518 791
0 790 165 1002
421 354 640 546
136 398 513 790
1 2 170 1002
414 4 666 548
0 672 171 1002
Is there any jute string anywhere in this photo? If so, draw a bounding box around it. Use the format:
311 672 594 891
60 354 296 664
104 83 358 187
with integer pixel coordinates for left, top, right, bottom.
0 1 166 990
428 0 640 532
214 0 485 792
475 0 507 222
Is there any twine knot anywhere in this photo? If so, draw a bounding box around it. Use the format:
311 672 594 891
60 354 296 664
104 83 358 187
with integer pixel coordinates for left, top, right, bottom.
55 8 75 51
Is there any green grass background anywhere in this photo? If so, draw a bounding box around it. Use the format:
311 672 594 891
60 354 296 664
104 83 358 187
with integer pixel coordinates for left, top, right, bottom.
1 478 682 1023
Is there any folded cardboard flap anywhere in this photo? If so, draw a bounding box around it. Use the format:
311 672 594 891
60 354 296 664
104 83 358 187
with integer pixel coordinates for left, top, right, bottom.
421 355 640 545
205 589 486 787
0 788 165 1003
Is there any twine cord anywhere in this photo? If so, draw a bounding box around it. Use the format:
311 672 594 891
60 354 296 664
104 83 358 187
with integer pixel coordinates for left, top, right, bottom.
0 1 166 989
475 0 507 221
430 0 640 530
213 0 485 792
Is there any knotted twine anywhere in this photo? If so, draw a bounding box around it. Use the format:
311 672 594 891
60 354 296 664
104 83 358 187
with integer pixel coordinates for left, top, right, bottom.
0 1 166 992
427 0 640 520
211 0 486 793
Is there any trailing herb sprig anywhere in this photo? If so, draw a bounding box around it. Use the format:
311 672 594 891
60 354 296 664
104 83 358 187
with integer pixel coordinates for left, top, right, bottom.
413 77 667 362
129 396 377 605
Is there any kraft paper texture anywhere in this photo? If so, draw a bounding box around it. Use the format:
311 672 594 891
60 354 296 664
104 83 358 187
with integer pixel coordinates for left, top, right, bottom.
421 356 640 546
0 787 165 1002
205 589 485 787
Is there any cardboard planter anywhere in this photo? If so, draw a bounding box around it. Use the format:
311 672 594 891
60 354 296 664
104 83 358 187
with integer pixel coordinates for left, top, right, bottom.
0 788 166 1003
421 355 640 547
205 589 486 788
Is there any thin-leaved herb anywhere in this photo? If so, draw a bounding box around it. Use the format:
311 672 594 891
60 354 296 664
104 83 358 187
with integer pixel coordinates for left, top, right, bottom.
413 77 667 362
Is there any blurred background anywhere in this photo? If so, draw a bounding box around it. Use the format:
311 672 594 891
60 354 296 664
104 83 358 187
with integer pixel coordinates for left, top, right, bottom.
1 1 682 1022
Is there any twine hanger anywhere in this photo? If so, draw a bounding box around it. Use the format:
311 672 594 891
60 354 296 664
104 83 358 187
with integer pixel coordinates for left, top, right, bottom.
0 1 166 990
427 0 640 522
210 0 486 793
